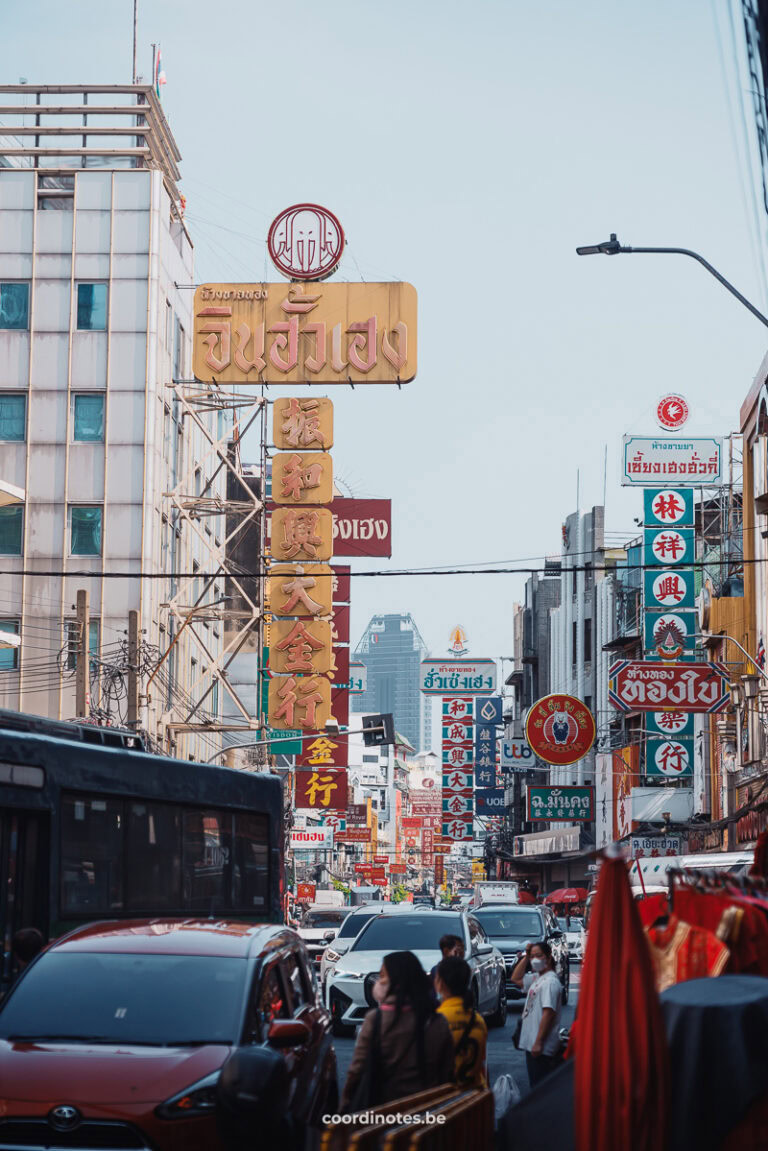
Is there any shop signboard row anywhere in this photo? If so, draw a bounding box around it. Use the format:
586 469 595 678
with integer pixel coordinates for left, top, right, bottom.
441 696 473 843
526 786 594 822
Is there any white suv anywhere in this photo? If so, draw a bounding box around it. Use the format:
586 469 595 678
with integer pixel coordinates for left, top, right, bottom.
320 902 407 995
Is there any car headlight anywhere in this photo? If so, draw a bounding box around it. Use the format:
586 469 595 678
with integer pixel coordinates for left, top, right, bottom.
325 949 341 963
155 1071 220 1120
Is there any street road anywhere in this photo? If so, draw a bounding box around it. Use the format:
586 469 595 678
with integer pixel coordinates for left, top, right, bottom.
333 962 580 1097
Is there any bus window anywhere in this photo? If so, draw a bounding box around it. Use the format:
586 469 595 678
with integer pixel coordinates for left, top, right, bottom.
61 796 123 914
126 802 182 910
233 813 269 911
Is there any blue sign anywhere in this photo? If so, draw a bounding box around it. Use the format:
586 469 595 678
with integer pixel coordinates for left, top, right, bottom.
476 788 505 814
646 737 694 779
643 489 694 528
643 611 698 657
644 527 694 568
646 711 695 739
476 697 504 725
644 569 695 610
475 723 497 754
476 765 495 787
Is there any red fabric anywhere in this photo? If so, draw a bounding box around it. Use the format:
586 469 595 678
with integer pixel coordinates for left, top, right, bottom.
645 915 729 992
636 892 669 927
673 888 768 976
750 831 768 878
573 854 669 1151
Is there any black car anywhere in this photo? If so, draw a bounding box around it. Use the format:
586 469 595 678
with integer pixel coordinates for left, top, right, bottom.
470 903 570 1004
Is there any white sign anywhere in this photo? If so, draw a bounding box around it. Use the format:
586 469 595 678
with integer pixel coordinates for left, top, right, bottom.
293 813 307 830
629 834 683 858
622 436 722 486
420 659 497 695
349 661 367 694
290 827 333 850
501 737 535 769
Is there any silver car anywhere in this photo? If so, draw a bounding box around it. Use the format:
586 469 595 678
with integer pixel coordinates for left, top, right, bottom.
326 909 507 1037
320 902 407 993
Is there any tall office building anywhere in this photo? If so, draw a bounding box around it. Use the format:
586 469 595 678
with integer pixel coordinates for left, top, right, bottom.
0 84 223 760
352 613 431 752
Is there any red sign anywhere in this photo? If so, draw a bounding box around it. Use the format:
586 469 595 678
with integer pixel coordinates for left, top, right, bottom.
354 863 372 874
422 827 434 867
331 686 350 726
330 605 350 645
267 203 345 281
389 861 407 874
656 393 689 431
373 855 388 864
335 827 372 843
295 769 348 811
331 645 350 687
298 735 348 768
609 660 730 714
332 565 351 603
402 817 423 831
347 803 368 825
434 857 445 885
371 867 387 882
371 876 388 886
331 499 392 557
296 882 316 902
525 693 596 766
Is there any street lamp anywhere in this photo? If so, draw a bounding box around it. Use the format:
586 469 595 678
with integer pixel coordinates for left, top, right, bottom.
575 233 768 330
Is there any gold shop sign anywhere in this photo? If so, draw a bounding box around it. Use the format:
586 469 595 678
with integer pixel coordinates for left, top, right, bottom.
193 282 417 385
270 507 333 562
273 397 334 450
268 674 332 731
268 564 334 618
271 619 332 676
272 452 333 506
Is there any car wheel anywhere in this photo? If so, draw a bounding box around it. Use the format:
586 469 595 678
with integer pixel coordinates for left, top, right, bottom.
487 979 507 1028
331 1019 356 1039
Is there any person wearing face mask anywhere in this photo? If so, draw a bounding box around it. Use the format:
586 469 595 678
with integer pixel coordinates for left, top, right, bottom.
340 951 454 1111
509 940 563 1087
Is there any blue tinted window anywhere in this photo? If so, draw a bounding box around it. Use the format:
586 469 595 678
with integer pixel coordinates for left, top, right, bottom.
76 283 107 331
0 394 26 441
73 394 105 441
0 620 19 671
0 507 23 555
0 283 29 330
70 506 102 555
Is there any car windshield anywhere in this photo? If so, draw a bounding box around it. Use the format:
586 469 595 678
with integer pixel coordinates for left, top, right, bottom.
302 909 350 928
350 914 463 953
473 909 542 937
568 917 583 930
337 910 380 939
0 952 245 1045
557 918 569 931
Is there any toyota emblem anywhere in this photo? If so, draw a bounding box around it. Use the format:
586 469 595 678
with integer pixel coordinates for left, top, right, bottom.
48 1105 81 1132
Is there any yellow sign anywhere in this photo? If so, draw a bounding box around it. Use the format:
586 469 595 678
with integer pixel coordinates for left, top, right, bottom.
268 674 331 731
271 619 332 675
471 861 486 879
193 282 417 385
270 507 333 562
272 452 333 506
273 397 333 450
268 564 334 618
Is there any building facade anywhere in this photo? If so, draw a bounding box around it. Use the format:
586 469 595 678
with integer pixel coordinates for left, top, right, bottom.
352 613 431 752
0 84 223 760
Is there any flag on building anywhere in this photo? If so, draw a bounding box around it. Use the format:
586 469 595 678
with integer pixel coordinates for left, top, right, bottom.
759 635 766 671
154 48 167 98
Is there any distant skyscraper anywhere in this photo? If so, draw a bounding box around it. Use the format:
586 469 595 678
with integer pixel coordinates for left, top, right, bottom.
353 614 431 752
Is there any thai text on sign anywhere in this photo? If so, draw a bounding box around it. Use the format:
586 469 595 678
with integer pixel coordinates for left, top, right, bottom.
608 660 729 714
622 436 722 486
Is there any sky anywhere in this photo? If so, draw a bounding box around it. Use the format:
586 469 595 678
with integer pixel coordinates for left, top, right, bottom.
4 0 768 671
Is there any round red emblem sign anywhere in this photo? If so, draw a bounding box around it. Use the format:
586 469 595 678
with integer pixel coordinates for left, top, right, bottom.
267 203 345 281
656 394 689 431
525 693 596 766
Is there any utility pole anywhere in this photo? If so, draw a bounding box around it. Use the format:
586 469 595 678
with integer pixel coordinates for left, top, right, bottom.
127 610 140 729
75 589 90 719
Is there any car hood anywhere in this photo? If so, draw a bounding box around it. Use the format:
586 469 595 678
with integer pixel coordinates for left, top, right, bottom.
489 938 535 955
299 928 337 942
336 948 442 976
0 1039 229 1104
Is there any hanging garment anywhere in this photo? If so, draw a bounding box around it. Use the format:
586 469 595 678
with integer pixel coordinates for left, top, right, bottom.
674 887 768 977
645 914 729 993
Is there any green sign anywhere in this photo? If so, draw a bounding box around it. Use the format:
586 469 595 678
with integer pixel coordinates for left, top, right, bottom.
526 785 594 823
269 729 303 756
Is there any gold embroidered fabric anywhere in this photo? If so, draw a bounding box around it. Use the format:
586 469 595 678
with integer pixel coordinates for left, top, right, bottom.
645 915 730 993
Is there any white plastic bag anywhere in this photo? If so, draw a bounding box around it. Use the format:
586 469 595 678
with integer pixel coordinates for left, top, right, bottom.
492 1072 521 1124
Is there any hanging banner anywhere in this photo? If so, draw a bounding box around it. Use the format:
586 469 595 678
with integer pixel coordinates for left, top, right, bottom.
194 282 417 385
330 498 392 558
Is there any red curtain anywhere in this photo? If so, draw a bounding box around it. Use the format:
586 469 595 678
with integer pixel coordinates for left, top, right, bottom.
573 854 669 1151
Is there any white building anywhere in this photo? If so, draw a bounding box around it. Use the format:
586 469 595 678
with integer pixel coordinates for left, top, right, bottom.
0 84 223 760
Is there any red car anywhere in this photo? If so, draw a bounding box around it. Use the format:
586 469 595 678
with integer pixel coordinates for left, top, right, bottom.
0 919 337 1151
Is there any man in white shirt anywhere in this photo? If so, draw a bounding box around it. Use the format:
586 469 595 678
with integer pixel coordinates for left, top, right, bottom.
509 940 563 1087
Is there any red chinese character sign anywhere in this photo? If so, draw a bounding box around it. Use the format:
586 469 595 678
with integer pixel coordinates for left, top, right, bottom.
268 204 345 282
525 694 596 766
295 768 348 811
656 394 689 431
441 696 473 842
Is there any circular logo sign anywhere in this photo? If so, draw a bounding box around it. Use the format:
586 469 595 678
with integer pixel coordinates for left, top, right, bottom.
267 203 344 281
652 570 689 608
653 740 690 777
656 394 689 430
652 711 688 735
525 693 596 766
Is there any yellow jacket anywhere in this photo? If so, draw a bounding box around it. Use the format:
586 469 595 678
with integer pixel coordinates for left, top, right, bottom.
437 996 488 1089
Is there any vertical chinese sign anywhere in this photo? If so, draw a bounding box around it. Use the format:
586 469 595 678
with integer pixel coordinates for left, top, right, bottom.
441 697 474 842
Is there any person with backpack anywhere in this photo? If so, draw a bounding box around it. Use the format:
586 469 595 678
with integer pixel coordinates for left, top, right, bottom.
340 951 454 1112
435 956 488 1089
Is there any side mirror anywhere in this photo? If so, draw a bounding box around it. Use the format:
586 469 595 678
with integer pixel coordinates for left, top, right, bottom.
323 930 336 942
476 943 493 955
217 1046 289 1147
267 1018 312 1049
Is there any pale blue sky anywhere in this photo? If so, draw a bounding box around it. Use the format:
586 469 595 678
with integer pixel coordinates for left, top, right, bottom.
4 0 768 663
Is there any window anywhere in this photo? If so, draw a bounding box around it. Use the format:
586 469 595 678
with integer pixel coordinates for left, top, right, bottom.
0 283 29 330
65 620 100 671
165 299 173 349
126 801 182 909
0 620 19 671
253 965 289 1039
72 394 105 442
210 678 219 717
37 173 74 211
572 620 578 663
584 618 592 662
173 317 185 379
282 951 310 1009
0 394 26 441
0 506 23 555
61 795 124 913
76 283 107 331
70 506 102 555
